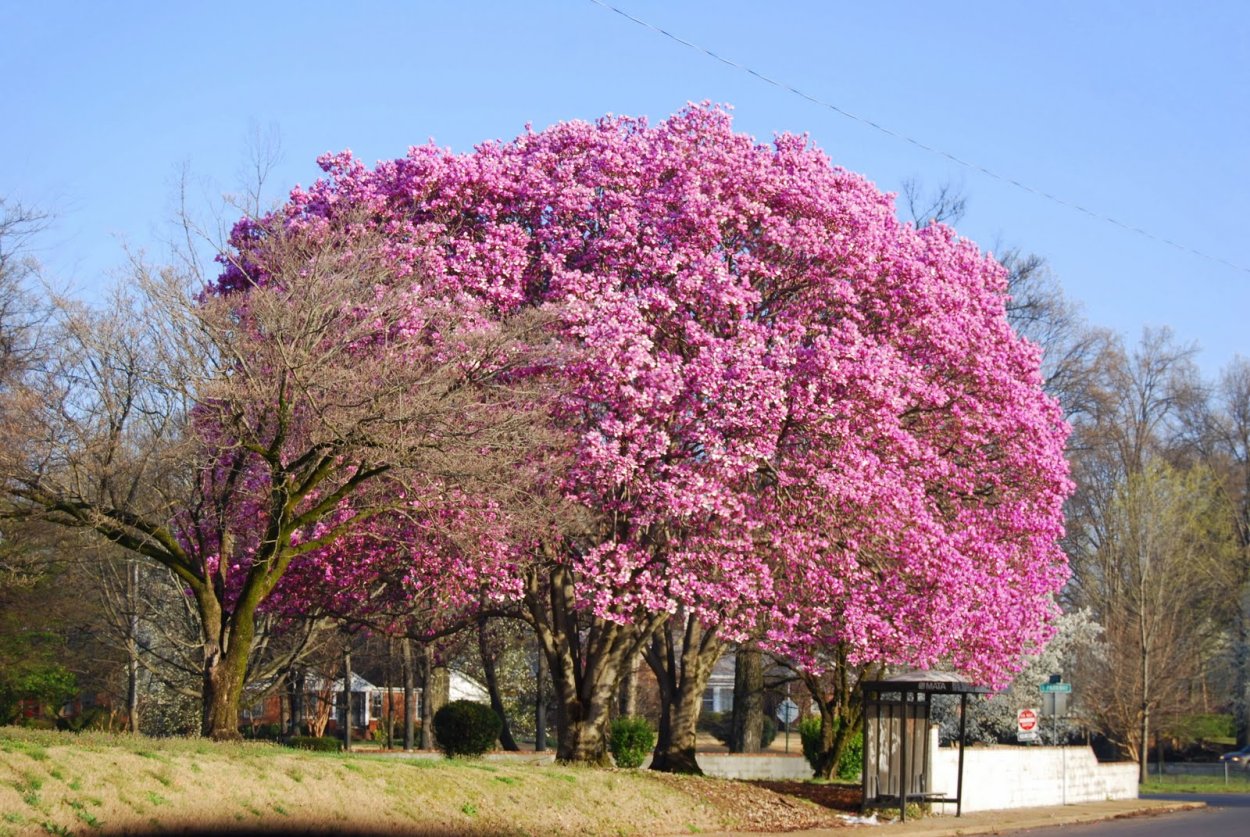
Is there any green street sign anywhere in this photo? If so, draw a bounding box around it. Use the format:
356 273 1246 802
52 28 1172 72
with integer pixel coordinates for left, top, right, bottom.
1040 682 1073 693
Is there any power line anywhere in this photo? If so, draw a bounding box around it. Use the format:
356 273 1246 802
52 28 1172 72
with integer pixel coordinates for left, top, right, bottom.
587 0 1250 276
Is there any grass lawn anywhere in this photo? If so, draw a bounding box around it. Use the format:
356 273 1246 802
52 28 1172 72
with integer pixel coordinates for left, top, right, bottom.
0 727 840 836
1141 773 1250 794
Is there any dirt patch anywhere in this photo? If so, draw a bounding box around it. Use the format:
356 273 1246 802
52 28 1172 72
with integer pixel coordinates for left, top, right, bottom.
647 773 856 832
749 780 862 814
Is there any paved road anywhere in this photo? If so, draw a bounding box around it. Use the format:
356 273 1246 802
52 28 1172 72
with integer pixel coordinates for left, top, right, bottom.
1010 794 1248 836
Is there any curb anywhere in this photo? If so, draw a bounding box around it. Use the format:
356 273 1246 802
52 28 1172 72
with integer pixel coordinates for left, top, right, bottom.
708 798 1206 837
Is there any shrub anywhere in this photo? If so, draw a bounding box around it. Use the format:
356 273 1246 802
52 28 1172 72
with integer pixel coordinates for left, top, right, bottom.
610 716 655 769
370 717 408 745
697 709 728 737
800 716 863 780
1168 713 1234 743
837 727 864 780
799 716 821 768
241 722 283 741
433 700 501 758
286 735 343 752
760 716 778 749
57 707 112 733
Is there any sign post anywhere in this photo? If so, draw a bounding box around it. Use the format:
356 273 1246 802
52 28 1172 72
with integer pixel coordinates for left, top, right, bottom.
1041 678 1073 803
777 697 799 753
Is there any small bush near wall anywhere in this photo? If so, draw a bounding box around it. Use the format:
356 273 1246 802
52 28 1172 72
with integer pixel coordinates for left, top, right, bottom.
799 717 863 780
610 716 656 768
433 701 501 758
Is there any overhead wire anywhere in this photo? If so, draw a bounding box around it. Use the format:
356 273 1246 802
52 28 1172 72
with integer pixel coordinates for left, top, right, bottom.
587 0 1250 276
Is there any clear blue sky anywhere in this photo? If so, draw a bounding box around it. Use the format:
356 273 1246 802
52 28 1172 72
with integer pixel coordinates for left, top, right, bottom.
4 0 1247 378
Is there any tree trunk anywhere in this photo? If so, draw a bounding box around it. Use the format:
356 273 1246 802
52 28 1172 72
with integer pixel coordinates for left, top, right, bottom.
809 696 848 779
1235 586 1250 747
651 678 704 774
343 643 353 753
429 666 450 715
1240 636 1250 749
126 560 141 734
651 641 674 768
195 546 256 741
1232 462 1250 749
801 653 875 780
619 655 638 717
279 672 289 738
535 646 548 752
1139 667 1151 783
553 681 618 765
1139 566 1151 785
644 615 724 775
729 647 763 753
479 618 520 750
523 560 663 766
383 638 393 750
420 645 442 750
288 669 304 736
201 646 246 740
401 638 415 751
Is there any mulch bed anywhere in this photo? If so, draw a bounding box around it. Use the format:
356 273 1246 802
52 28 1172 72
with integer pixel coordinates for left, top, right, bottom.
748 780 863 813
645 773 862 831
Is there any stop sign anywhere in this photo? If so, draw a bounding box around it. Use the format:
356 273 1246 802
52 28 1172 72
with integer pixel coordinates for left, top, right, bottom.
1017 708 1038 732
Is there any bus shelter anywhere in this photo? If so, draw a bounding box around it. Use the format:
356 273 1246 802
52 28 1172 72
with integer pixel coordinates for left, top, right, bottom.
860 671 991 820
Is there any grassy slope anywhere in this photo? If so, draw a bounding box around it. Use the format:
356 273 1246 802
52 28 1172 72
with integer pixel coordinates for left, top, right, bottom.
0 728 789 836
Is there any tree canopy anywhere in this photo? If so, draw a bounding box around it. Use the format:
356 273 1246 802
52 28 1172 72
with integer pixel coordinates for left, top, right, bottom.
234 105 1072 760
2 107 1073 758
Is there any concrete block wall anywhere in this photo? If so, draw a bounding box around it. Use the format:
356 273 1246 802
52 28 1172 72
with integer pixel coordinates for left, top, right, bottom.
482 750 813 780
928 739 1138 813
696 753 813 780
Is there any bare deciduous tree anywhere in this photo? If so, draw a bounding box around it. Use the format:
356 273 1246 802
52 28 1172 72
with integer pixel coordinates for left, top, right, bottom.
1174 357 1250 747
2 215 553 738
1065 330 1235 779
999 249 1112 420
1070 463 1234 779
901 176 967 229
900 179 1111 420
0 199 57 591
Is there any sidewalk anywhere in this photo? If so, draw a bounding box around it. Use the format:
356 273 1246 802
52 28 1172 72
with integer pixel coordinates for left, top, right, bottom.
710 797 1206 837
862 798 1204 835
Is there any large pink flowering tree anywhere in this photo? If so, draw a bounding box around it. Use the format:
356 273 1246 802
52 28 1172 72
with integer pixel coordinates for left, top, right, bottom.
244 105 1070 765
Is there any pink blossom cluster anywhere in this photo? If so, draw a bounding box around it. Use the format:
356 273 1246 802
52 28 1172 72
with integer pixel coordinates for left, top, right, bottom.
214 105 1071 684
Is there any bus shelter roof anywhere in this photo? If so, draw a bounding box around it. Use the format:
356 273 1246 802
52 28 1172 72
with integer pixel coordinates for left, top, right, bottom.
861 669 993 695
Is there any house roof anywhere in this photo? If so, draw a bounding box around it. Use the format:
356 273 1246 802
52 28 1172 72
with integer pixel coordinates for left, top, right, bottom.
302 673 376 693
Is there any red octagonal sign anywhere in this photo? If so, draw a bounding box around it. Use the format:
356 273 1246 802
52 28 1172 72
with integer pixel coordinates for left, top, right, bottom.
1017 708 1039 732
